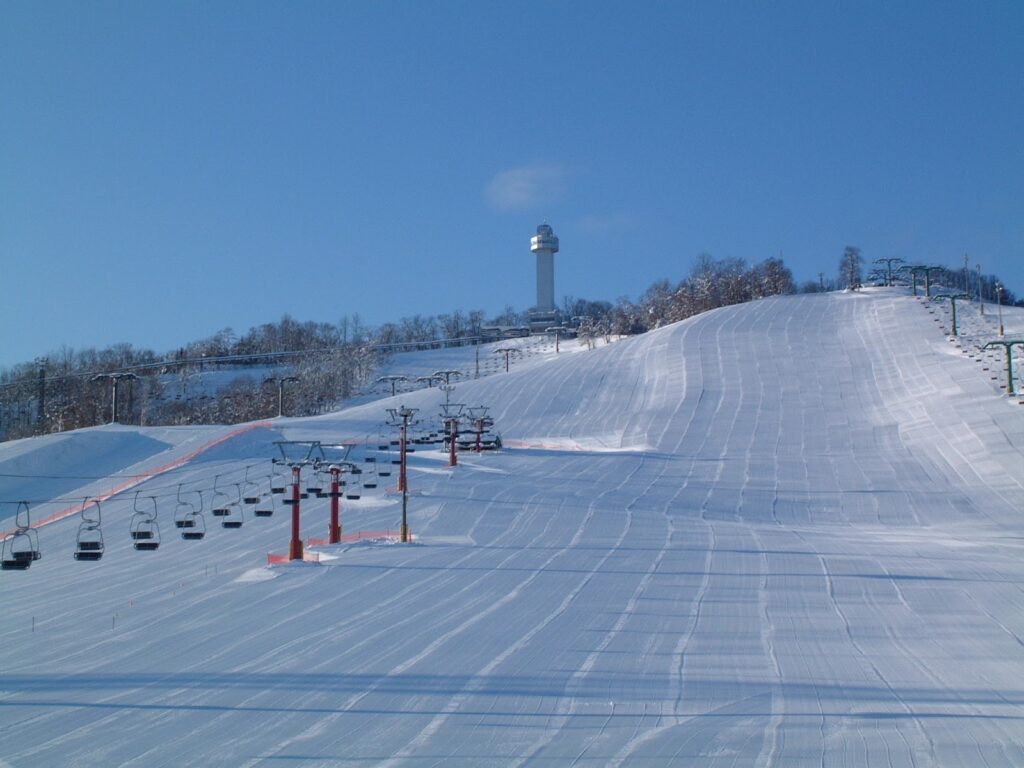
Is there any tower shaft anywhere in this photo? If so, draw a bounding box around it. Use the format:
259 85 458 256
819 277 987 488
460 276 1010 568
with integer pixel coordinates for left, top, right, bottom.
535 250 555 311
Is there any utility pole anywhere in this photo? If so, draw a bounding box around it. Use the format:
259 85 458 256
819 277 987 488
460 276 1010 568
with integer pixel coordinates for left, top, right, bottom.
976 263 984 316
933 293 971 337
386 405 418 542
996 283 1005 337
818 272 825 291
963 253 970 293
873 258 904 287
982 340 1024 396
36 362 46 434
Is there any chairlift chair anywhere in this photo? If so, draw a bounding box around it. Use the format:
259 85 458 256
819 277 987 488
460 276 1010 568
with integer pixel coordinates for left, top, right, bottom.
243 467 262 505
211 475 232 517
270 461 287 494
2 530 35 570
221 485 245 529
74 498 105 561
254 480 274 517
2 502 40 569
345 473 361 499
130 494 161 551
182 511 206 540
174 485 196 528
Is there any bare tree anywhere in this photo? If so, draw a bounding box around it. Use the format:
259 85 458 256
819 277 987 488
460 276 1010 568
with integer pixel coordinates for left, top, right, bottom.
838 246 863 290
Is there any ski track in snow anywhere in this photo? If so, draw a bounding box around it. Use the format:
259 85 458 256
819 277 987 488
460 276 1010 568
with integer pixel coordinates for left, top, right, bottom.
2 290 1024 765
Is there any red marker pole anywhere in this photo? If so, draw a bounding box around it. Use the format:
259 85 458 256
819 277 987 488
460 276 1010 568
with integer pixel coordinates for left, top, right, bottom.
328 466 341 544
448 418 458 467
289 465 303 561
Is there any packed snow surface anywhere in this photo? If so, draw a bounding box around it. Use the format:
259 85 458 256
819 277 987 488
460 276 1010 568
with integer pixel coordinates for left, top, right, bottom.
2 289 1023 766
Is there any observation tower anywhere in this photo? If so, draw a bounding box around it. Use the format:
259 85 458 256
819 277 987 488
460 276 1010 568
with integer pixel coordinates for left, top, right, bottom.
528 223 560 331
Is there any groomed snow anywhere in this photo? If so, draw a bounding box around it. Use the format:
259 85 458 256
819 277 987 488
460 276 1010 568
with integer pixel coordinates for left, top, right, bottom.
1 288 1023 766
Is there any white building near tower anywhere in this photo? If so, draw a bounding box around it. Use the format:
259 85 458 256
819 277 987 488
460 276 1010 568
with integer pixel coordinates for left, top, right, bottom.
528 223 561 332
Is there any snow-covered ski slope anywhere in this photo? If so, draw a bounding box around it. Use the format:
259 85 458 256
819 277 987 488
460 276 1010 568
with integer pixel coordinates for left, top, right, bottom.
2 288 1024 766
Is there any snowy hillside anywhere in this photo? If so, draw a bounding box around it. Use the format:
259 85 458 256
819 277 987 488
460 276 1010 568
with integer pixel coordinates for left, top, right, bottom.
2 288 1024 766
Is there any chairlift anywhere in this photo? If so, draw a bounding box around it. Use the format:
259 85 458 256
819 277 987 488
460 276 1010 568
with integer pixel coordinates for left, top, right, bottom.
211 475 232 517
182 513 207 540
254 479 274 517
270 461 286 494
74 498 105 561
2 531 35 570
2 502 41 570
305 462 326 495
242 466 262 505
130 493 161 551
174 484 196 528
221 485 244 529
173 487 206 539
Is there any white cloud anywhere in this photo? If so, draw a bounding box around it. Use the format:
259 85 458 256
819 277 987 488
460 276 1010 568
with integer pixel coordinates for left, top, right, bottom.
575 212 636 236
484 163 567 211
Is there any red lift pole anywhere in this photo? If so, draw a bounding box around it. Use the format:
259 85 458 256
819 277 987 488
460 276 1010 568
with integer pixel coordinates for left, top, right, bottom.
328 466 342 544
288 465 303 561
448 418 458 467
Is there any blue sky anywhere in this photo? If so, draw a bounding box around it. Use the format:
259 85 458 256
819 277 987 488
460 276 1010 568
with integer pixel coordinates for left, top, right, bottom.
2 1 1022 367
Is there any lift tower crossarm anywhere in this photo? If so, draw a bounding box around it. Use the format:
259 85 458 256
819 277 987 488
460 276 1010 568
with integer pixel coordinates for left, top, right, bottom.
981 340 1024 396
873 258 904 287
